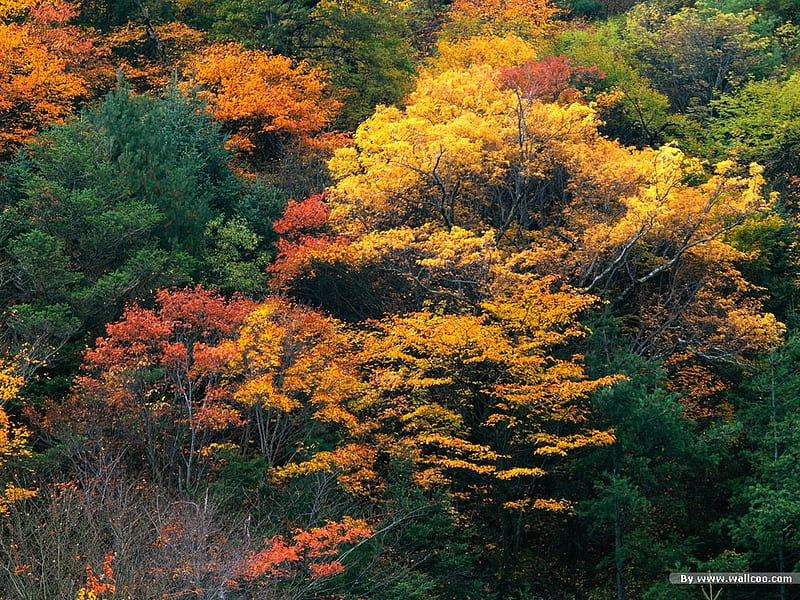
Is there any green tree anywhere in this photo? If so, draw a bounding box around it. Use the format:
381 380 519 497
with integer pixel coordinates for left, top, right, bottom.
310 0 416 128
0 82 277 388
623 3 771 114
727 335 800 598
552 25 671 146
704 74 800 185
693 76 800 324
576 333 723 600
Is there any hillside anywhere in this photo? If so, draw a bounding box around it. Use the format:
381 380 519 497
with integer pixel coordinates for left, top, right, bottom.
1 0 799 598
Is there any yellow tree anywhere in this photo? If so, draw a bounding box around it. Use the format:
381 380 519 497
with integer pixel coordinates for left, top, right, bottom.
430 32 538 73
226 297 363 468
327 64 511 232
527 147 784 363
0 360 34 515
445 0 561 40
329 61 602 236
326 58 782 373
270 203 508 316
350 273 619 574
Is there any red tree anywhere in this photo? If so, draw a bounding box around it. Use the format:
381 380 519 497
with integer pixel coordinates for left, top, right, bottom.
235 518 372 595
500 55 605 103
58 288 252 492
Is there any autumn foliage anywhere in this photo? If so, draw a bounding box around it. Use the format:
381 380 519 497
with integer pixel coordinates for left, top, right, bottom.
353 275 620 509
499 55 605 103
104 22 208 92
226 296 362 467
269 193 349 290
447 0 561 38
236 518 371 585
0 0 109 154
75 553 117 600
186 43 341 158
0 361 34 515
326 58 783 370
58 288 252 490
1 0 798 598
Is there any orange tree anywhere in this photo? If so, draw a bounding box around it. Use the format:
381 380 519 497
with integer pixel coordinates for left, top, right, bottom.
185 42 342 163
60 290 364 494
265 56 786 579
0 0 110 156
276 263 620 579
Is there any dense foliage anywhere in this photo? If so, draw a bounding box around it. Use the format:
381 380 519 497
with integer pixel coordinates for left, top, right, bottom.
1 0 799 598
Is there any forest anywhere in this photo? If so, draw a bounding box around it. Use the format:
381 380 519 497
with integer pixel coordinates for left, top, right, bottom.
0 0 799 597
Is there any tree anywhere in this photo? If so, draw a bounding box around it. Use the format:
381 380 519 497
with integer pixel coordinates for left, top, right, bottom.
622 3 770 113
0 0 110 156
575 340 722 600
0 466 254 599
74 552 117 600
197 0 414 129
234 518 372 598
270 203 512 318
704 74 800 187
552 25 671 146
185 42 342 161
0 82 279 389
328 60 782 369
269 195 337 290
57 287 252 492
556 151 783 361
103 21 208 93
431 32 538 73
727 335 800 594
204 0 316 53
203 216 271 295
349 275 619 585
61 290 368 494
499 54 605 104
226 297 362 468
268 193 388 320
305 0 416 128
207 0 416 129
444 0 560 40
0 360 34 516
6 81 243 257
329 63 601 235
78 0 178 28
